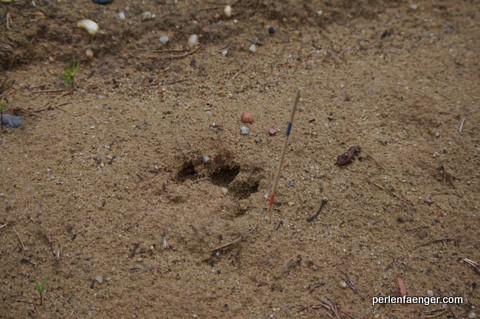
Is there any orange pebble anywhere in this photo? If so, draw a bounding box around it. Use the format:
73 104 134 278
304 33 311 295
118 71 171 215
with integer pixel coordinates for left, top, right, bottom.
241 112 254 124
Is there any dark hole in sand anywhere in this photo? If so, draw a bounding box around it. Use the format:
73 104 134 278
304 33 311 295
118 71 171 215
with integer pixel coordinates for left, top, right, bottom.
210 165 240 187
177 162 197 181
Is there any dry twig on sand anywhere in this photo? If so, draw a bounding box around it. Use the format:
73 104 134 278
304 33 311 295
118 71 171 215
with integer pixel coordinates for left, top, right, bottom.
209 225 258 256
13 227 27 251
314 297 357 319
307 198 328 222
462 258 480 275
28 216 60 262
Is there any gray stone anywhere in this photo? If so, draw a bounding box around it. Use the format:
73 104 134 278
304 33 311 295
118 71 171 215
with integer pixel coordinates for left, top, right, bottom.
1 114 22 128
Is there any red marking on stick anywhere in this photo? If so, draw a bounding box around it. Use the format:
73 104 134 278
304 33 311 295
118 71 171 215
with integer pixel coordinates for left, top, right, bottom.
269 194 275 207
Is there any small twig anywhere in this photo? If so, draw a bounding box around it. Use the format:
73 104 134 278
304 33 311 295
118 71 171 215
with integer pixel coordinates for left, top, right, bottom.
340 271 363 298
0 223 7 230
13 299 36 305
462 258 480 275
154 48 191 53
458 117 465 133
28 216 60 261
20 257 38 267
29 89 67 94
422 308 448 318
168 43 203 59
6 12 13 30
130 241 141 258
163 79 189 86
366 179 415 209
415 237 457 248
13 227 27 251
162 229 169 249
307 198 328 222
319 298 339 318
38 91 71 111
32 102 71 113
275 220 284 230
211 225 258 255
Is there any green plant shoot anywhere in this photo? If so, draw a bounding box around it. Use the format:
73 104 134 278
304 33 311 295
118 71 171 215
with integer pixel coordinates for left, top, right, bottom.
35 277 47 305
63 61 79 88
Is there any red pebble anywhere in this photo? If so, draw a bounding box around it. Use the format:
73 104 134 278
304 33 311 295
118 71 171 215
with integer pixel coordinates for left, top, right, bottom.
241 112 254 124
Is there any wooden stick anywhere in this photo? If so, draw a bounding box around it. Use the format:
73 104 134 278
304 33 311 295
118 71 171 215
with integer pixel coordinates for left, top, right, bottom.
459 117 465 133
13 227 26 251
210 225 258 255
268 89 300 214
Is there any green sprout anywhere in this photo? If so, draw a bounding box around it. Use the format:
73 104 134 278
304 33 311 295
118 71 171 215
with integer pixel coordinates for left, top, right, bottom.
35 277 47 306
63 61 79 90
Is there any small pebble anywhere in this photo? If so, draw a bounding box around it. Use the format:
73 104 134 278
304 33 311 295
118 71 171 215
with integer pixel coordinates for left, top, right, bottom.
241 112 254 124
95 276 103 284
249 44 257 53
409 3 418 10
1 114 22 128
426 290 434 297
268 128 276 136
240 126 249 135
221 48 228 57
118 11 125 20
188 34 199 46
202 156 212 164
77 19 99 36
268 26 276 35
221 187 228 195
339 280 348 288
468 312 477 319
141 11 155 21
288 180 295 187
224 5 232 18
85 49 94 59
160 35 169 45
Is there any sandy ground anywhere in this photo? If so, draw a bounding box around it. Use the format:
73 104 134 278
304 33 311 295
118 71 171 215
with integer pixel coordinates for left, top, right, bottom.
0 0 479 318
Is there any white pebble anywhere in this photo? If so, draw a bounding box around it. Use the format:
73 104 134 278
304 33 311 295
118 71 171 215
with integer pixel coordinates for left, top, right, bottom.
77 19 99 36
221 187 228 195
160 35 169 45
249 44 257 53
224 5 232 18
240 126 249 135
317 10 323 16
142 11 155 21
339 280 348 288
188 34 199 46
409 3 418 10
221 48 228 57
118 11 126 20
202 156 212 164
426 290 434 297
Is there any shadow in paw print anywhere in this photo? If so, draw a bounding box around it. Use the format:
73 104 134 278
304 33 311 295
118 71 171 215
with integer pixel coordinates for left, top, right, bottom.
177 161 197 181
210 165 240 187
